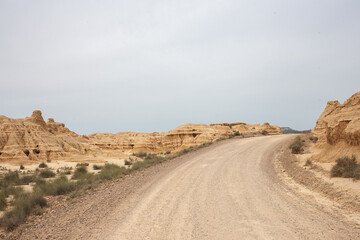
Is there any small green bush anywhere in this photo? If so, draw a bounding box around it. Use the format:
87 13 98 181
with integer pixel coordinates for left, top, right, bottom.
131 154 166 171
179 148 192 155
76 163 89 167
52 178 77 196
93 164 103 170
0 185 24 200
199 142 212 148
0 191 47 230
133 152 147 158
234 131 240 136
124 160 132 166
38 162 48 168
289 137 304 154
304 159 312 167
97 164 127 180
330 156 358 178
3 171 21 186
20 175 37 185
0 191 7 211
145 154 165 163
36 176 76 196
131 161 144 171
72 166 88 180
354 166 360 180
0 172 23 196
29 192 47 208
39 169 56 178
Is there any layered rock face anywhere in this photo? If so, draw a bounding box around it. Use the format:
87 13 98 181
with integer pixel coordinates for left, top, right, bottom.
0 111 282 163
0 111 88 162
312 91 360 162
88 122 281 156
210 122 281 135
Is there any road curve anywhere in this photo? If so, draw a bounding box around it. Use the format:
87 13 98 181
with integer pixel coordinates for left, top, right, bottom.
93 135 359 240
11 135 360 240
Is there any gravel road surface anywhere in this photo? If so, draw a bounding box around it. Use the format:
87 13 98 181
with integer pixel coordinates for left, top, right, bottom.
10 135 360 239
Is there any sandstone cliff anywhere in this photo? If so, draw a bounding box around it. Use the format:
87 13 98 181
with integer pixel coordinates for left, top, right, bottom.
0 111 282 163
312 91 360 162
88 122 281 157
210 122 281 135
0 111 89 163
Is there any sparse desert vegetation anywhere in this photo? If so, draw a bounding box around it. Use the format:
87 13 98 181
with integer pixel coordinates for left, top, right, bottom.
36 175 77 196
0 140 216 231
72 166 88 180
0 170 48 230
289 136 304 154
20 174 37 185
93 164 103 170
124 159 132 166
304 159 312 167
330 156 360 180
0 191 47 231
39 169 56 178
38 162 48 168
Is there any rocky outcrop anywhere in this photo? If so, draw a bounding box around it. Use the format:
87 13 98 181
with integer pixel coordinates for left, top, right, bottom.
210 122 282 135
0 111 88 163
88 122 281 156
312 91 360 162
0 110 282 163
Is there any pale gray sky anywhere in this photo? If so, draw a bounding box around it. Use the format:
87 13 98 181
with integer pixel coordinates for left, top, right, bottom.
0 0 359 134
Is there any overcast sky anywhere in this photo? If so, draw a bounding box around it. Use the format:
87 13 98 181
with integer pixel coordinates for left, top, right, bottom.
0 0 359 134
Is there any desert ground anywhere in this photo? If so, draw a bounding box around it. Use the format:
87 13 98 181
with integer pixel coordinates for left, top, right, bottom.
6 135 360 239
1 92 360 239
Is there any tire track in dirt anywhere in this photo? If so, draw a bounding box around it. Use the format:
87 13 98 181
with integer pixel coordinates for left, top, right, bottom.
7 135 360 239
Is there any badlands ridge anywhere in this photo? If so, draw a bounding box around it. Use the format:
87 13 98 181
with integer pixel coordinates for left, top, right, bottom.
312 91 360 162
1 90 359 164
0 111 281 163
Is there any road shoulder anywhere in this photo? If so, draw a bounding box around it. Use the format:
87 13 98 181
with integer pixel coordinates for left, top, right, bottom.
274 137 360 224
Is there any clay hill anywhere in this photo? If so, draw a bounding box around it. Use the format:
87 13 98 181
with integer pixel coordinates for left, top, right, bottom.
312 91 360 162
0 111 281 163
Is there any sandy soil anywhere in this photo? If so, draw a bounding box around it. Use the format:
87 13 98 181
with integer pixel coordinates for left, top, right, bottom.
282 135 360 215
0 158 127 174
4 135 360 239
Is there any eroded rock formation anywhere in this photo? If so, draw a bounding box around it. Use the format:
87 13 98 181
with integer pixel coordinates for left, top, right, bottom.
312 91 360 162
0 110 282 163
0 111 88 163
210 122 281 135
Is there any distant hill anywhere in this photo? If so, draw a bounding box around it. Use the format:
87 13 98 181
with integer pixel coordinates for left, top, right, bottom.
280 127 308 134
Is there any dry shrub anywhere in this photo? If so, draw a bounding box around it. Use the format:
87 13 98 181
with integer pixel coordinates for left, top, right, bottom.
0 191 47 231
331 156 359 179
39 169 56 178
289 136 304 154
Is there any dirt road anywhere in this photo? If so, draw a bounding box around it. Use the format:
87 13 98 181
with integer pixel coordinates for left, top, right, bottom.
11 135 360 239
